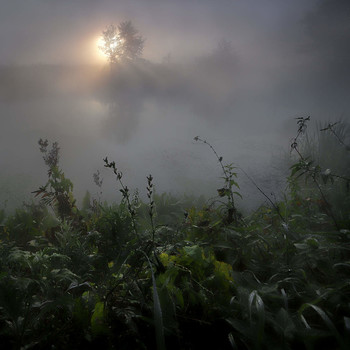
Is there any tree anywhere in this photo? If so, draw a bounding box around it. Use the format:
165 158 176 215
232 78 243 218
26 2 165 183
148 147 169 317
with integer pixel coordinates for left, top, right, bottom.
99 21 144 63
99 24 120 64
117 21 144 60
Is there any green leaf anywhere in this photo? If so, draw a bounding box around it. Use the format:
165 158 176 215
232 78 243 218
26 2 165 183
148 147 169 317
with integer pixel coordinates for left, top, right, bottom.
248 290 265 345
309 304 344 346
152 270 165 350
143 252 166 350
294 243 309 250
228 332 237 349
91 301 108 336
233 191 242 199
183 245 202 261
299 303 345 348
230 180 240 189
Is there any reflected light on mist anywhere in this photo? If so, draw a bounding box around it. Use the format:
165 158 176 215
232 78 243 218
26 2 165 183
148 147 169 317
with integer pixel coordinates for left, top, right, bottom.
81 99 108 123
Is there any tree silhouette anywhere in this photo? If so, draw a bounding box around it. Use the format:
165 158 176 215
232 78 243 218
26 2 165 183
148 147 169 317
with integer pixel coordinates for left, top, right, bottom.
117 21 144 60
99 21 144 63
99 24 120 64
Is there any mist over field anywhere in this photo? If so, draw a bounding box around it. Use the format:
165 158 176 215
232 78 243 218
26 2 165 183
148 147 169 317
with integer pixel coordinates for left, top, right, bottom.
1 0 349 212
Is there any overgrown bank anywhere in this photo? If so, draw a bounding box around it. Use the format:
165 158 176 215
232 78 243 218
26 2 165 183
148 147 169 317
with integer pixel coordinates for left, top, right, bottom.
0 118 349 349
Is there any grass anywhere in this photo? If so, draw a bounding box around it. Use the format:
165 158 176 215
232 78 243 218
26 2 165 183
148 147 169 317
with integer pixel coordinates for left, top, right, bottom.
0 118 349 349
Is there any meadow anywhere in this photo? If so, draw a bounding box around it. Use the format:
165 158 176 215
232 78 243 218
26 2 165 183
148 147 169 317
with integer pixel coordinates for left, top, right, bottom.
0 117 349 349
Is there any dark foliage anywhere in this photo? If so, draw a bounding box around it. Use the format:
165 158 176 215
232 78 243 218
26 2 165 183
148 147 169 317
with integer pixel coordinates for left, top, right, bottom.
0 120 349 349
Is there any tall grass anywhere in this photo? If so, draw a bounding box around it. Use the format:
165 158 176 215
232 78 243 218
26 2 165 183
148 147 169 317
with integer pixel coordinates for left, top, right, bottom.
0 118 349 349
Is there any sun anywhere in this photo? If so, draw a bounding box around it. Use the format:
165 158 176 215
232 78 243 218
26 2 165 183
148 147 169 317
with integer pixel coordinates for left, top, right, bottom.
96 36 108 60
97 35 120 59
96 25 124 64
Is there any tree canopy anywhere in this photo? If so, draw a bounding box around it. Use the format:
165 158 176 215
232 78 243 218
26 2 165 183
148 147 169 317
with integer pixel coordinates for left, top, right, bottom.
99 21 144 63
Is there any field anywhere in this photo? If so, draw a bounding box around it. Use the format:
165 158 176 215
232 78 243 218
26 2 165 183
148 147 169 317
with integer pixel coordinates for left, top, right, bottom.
0 118 349 349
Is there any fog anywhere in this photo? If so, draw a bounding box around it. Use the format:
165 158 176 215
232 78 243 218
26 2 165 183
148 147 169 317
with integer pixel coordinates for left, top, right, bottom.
1 0 349 212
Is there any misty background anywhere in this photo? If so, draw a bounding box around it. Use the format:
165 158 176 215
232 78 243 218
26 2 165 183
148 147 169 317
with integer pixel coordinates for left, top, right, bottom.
1 0 349 212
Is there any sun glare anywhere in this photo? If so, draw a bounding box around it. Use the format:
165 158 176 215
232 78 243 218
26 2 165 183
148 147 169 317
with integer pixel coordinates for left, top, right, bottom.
97 35 119 56
96 30 123 64
96 36 108 60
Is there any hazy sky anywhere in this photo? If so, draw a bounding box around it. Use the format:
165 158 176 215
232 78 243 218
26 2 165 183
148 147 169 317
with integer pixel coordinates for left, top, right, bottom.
0 0 319 64
1 0 349 211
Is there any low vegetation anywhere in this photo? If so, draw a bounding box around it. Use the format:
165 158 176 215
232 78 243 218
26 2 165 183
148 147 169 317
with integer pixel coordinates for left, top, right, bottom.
0 118 349 349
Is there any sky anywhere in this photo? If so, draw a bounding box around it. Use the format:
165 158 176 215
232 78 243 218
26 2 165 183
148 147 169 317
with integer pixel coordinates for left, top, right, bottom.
0 0 323 64
0 0 349 211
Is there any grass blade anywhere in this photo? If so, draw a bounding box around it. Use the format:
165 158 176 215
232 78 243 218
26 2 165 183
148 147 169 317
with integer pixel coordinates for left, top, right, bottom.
300 303 345 348
142 251 166 350
228 332 237 349
248 290 265 347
